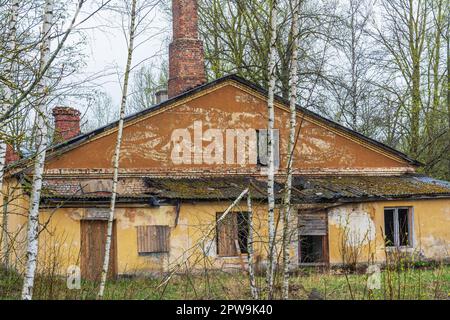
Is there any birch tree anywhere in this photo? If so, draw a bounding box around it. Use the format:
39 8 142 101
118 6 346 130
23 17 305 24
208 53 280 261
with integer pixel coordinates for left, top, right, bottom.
0 0 19 269
281 0 300 300
21 0 55 300
0 0 19 200
21 0 85 300
98 0 138 298
266 0 278 300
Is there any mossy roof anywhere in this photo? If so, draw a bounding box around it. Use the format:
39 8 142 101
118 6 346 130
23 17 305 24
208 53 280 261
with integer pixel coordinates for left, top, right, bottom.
41 174 450 204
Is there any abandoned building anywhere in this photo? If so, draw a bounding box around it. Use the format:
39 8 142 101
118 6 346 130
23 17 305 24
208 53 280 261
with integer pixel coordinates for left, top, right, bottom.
1 0 449 280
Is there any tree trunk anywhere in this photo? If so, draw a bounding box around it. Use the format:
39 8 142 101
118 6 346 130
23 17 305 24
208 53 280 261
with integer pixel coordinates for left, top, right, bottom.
407 0 426 158
21 0 54 300
447 20 450 180
0 0 19 271
247 191 258 299
0 0 20 191
281 0 300 300
266 0 278 300
98 0 138 298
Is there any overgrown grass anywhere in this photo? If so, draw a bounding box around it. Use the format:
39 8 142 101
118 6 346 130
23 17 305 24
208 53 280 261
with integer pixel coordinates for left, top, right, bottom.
1 265 448 300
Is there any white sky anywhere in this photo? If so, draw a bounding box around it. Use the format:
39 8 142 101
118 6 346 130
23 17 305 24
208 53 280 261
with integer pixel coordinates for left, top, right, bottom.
74 1 170 107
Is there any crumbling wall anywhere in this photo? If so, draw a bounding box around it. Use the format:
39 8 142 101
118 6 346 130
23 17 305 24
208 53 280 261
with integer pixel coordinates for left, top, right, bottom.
327 199 450 264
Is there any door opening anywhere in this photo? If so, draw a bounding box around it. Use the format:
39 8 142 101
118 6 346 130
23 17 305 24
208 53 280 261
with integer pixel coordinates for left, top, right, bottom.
80 219 117 281
300 235 327 263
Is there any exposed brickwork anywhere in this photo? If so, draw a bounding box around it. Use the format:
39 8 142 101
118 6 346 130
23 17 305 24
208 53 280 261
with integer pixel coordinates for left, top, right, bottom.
52 106 81 143
5 144 20 164
168 0 206 98
172 0 199 39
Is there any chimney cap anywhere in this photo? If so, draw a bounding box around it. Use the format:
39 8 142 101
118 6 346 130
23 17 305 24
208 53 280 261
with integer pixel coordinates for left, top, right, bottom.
52 106 81 143
52 106 81 117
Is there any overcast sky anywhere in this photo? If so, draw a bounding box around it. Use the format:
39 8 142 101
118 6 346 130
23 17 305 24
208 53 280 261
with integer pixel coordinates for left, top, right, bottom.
73 1 170 109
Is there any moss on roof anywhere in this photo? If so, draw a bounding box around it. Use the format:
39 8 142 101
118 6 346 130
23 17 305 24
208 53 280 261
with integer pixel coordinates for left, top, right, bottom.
41 174 450 204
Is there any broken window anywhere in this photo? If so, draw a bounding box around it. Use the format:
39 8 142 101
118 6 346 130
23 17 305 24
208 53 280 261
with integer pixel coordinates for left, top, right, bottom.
216 212 249 256
136 225 170 254
384 207 413 247
256 129 279 168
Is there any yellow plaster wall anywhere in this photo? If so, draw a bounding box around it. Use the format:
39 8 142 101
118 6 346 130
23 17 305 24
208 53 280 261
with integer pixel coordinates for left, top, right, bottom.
327 199 450 264
3 182 448 276
0 178 29 270
26 201 284 276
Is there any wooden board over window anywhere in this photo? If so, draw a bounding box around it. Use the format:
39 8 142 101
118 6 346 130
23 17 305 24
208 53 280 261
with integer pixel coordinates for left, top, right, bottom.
298 210 329 264
216 212 248 257
298 210 328 236
137 225 170 254
80 220 117 281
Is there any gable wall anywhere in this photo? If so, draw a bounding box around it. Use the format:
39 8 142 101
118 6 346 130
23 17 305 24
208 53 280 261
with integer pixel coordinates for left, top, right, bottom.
44 82 414 175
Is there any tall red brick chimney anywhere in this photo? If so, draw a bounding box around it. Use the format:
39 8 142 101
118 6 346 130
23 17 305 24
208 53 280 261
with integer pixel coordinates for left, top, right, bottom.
168 0 206 98
52 106 81 142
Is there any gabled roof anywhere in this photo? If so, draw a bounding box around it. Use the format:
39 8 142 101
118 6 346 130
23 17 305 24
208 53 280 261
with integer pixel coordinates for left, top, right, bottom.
43 74 420 167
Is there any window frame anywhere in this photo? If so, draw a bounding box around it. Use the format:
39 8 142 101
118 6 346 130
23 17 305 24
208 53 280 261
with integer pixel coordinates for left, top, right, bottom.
216 211 249 257
383 207 414 248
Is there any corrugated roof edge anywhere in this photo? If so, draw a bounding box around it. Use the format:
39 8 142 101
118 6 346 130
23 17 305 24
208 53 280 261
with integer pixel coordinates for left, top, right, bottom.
12 74 422 171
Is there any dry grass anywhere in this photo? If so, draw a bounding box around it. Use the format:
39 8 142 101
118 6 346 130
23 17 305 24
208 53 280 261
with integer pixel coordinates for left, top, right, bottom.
0 264 448 300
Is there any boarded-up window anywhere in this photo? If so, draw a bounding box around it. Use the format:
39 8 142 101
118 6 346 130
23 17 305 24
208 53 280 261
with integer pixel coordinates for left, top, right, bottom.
298 211 327 236
299 210 329 263
136 225 170 254
216 212 249 256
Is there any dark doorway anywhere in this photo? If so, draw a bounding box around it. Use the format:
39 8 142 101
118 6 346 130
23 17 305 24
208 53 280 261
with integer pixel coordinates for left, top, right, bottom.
300 235 326 263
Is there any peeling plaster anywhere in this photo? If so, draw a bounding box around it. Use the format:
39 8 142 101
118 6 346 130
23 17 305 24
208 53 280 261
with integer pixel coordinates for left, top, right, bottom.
329 205 376 247
421 235 449 259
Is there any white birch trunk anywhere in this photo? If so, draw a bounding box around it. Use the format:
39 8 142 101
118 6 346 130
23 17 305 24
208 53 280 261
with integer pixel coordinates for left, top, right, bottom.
21 0 54 300
0 144 5 201
281 0 300 300
247 191 258 299
0 0 19 270
98 0 138 298
0 0 20 194
266 0 278 300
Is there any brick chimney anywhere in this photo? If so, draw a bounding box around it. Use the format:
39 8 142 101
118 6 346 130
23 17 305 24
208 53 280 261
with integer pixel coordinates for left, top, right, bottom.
168 0 206 98
5 144 20 164
52 106 81 143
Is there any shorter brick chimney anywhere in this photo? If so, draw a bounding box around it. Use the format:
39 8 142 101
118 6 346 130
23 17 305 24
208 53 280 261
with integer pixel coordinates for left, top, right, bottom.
5 144 20 164
52 106 81 143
